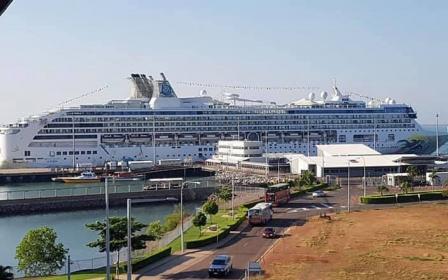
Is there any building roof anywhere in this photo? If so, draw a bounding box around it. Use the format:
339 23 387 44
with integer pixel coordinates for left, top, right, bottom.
316 144 381 157
294 153 419 168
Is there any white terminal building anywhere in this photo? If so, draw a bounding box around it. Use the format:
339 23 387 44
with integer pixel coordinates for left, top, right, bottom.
287 144 439 177
205 140 290 174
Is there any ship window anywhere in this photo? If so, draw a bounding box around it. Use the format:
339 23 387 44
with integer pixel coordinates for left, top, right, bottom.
63 151 67 155
69 151 73 155
81 151 85 155
74 151 79 155
93 151 97 154
87 151 91 155
56 152 61 155
24 151 31 156
338 135 346 143
388 134 395 142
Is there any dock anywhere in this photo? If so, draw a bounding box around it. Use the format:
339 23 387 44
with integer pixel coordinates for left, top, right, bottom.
0 166 214 184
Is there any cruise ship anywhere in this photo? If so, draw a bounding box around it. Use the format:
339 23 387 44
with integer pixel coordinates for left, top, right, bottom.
0 73 422 168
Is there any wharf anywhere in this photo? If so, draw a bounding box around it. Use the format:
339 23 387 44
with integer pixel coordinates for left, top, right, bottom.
0 166 214 184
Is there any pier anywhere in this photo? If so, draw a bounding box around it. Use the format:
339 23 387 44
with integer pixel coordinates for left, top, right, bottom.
0 166 214 184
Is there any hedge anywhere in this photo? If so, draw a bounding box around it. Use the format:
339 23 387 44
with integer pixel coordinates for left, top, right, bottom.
129 247 172 271
290 183 329 198
360 191 446 204
185 214 246 249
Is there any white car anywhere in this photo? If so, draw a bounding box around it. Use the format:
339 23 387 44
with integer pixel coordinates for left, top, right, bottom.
312 190 326 198
208 255 233 277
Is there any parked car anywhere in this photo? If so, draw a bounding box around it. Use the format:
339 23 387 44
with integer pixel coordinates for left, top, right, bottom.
262 227 276 238
208 255 233 277
312 190 326 198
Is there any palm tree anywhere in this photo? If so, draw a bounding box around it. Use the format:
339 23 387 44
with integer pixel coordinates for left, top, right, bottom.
428 170 440 190
400 181 412 194
377 184 389 196
0 265 14 280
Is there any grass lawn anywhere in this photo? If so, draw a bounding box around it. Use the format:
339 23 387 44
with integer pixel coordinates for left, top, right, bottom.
41 270 105 280
167 207 247 252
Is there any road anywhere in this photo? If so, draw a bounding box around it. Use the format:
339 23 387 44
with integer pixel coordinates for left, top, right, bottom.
144 183 365 279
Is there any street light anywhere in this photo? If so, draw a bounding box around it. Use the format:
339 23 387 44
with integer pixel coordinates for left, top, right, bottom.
105 177 111 280
436 113 440 157
180 180 200 253
347 158 360 213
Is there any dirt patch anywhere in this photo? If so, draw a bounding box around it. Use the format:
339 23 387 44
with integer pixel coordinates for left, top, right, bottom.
261 203 448 280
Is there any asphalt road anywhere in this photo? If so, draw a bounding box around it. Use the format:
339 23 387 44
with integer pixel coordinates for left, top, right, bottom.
159 184 365 279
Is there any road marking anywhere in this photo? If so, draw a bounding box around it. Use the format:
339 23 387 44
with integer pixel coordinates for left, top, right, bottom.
320 203 333 209
340 205 347 208
302 208 309 211
311 205 321 210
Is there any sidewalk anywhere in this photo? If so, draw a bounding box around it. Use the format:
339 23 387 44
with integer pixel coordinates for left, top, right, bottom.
130 220 250 280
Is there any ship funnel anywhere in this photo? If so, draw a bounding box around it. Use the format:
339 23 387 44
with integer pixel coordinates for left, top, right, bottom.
130 73 154 99
160 73 167 81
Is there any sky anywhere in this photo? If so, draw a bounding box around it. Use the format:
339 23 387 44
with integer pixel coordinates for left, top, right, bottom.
0 0 447 124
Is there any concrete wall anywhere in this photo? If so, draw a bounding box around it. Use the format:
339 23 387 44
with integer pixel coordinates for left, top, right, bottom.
0 187 217 216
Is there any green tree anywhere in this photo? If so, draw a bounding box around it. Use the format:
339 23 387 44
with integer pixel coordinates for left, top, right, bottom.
299 170 316 187
406 166 420 184
400 181 412 194
192 212 207 236
428 170 440 188
15 226 67 277
86 217 154 277
377 184 389 196
216 186 232 208
203 200 219 224
0 266 14 280
146 220 164 240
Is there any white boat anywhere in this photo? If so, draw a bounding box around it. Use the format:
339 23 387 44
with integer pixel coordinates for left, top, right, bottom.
53 171 100 184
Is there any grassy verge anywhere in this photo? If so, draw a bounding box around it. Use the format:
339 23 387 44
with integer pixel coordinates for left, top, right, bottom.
41 270 105 280
290 183 329 197
165 206 247 251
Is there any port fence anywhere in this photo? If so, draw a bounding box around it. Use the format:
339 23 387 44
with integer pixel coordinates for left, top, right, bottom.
0 176 226 201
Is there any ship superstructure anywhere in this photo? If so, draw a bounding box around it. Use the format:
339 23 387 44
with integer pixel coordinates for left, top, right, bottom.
0 73 421 168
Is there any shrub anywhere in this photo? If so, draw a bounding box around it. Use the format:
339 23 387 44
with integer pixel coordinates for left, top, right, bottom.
442 189 448 198
129 247 172 271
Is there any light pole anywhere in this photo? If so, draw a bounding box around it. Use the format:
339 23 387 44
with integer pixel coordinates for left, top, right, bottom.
347 160 351 213
436 113 440 157
126 199 132 280
105 177 111 280
362 157 366 197
231 175 235 219
180 180 200 253
347 158 359 213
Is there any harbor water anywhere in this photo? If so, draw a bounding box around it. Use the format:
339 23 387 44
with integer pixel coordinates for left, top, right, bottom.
0 179 211 267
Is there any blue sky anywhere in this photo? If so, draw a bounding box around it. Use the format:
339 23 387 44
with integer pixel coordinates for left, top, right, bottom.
0 0 446 124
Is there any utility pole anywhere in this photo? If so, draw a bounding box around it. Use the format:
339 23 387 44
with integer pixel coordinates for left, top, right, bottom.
231 175 235 219
105 178 111 280
126 199 132 280
347 160 351 213
67 255 71 280
436 113 440 157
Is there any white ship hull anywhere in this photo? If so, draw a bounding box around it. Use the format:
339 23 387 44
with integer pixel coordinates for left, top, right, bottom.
0 73 422 168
